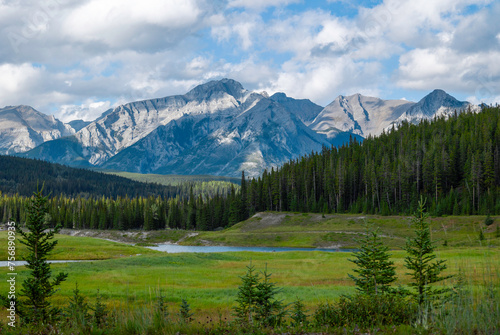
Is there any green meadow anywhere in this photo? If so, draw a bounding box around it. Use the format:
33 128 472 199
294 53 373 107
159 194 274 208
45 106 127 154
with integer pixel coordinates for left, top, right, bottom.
0 230 160 260
185 212 500 249
1 212 499 332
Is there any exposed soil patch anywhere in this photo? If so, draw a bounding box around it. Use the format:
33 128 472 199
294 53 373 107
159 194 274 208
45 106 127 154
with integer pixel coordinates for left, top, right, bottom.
58 228 187 245
239 212 288 231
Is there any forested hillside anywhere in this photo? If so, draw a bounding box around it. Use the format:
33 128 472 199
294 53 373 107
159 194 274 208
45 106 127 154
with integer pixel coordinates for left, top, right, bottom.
0 156 180 198
248 105 500 216
1 106 499 231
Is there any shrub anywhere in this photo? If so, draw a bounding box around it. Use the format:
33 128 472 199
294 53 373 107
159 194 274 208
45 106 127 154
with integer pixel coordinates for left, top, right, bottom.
314 294 417 328
484 214 494 226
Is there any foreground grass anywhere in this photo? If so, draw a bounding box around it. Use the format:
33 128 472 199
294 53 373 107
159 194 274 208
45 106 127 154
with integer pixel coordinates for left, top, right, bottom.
1 241 498 316
1 214 499 333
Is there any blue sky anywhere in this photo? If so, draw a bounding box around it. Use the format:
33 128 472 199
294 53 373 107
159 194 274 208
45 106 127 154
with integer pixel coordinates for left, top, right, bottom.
0 0 499 121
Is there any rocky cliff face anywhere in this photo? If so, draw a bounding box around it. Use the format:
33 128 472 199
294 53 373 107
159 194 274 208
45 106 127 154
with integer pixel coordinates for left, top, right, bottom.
310 94 414 137
389 89 479 128
0 105 74 155
15 80 478 177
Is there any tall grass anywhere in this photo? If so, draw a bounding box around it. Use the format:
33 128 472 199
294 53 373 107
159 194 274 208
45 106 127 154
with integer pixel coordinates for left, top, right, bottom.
432 267 500 334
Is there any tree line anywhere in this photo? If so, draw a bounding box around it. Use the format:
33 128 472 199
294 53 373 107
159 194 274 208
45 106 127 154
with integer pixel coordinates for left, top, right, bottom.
243 105 500 217
2 106 500 231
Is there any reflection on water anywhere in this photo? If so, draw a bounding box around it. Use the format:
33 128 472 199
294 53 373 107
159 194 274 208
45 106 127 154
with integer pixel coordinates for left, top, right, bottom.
146 244 353 253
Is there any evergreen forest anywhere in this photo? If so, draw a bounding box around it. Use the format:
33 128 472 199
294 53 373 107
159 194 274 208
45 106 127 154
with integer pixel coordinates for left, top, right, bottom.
1 106 500 231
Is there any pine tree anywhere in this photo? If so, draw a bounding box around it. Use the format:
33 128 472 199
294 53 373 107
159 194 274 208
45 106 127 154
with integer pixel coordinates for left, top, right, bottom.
179 299 193 323
65 283 90 330
348 224 397 295
404 198 452 308
290 298 308 327
233 263 260 325
92 289 108 328
17 188 68 325
254 264 286 327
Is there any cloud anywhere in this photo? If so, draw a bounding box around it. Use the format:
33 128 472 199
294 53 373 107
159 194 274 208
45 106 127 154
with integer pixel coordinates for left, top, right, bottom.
61 0 204 51
1 0 500 122
58 100 113 122
228 0 300 10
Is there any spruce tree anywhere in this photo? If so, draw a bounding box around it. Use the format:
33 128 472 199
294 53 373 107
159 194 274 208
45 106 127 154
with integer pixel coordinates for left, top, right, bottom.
233 263 260 325
17 188 68 325
254 264 286 327
404 198 452 308
179 299 193 323
348 224 397 295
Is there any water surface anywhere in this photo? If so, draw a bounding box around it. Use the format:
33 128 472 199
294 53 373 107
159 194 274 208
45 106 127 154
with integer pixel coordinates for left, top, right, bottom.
146 244 353 253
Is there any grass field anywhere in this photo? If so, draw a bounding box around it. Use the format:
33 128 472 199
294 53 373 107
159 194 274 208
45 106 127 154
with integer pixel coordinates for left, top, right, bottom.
2 247 498 316
0 230 161 260
1 212 499 332
184 212 500 249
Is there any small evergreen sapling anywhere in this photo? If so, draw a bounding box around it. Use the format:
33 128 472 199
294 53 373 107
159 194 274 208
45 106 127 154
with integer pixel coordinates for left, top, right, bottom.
233 262 286 327
179 299 193 323
404 198 452 308
348 224 397 295
290 298 308 327
65 283 90 329
233 262 260 325
255 264 286 327
92 289 108 328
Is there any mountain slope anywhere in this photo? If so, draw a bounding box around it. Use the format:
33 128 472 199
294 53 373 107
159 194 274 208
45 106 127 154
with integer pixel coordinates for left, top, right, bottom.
22 79 265 166
389 89 479 127
102 98 352 177
0 155 178 198
20 79 335 177
310 94 414 137
0 105 74 154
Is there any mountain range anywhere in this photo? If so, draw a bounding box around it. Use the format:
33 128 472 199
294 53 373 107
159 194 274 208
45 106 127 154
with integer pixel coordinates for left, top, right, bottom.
0 79 480 177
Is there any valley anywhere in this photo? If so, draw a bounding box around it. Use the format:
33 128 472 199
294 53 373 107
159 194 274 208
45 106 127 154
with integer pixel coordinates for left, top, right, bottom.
1 214 498 332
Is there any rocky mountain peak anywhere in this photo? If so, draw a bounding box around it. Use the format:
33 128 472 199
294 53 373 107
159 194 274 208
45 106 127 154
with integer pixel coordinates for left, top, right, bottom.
184 78 247 101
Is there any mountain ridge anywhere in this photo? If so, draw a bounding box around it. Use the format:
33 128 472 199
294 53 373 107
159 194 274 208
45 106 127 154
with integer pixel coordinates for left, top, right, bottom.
3 79 480 177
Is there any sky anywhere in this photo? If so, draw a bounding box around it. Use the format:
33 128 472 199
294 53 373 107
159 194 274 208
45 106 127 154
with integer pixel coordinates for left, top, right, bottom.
1 0 500 122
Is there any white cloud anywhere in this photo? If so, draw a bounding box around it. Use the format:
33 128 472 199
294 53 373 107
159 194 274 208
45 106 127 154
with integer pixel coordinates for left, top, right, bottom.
396 48 500 98
266 56 382 105
62 0 203 49
228 0 300 10
1 0 500 120
58 100 112 122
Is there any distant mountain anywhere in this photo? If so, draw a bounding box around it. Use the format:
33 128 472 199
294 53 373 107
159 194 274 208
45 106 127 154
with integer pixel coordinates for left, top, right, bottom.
21 79 351 177
13 80 478 178
0 105 74 154
102 97 352 177
68 119 91 132
310 90 479 138
389 89 480 128
310 94 414 137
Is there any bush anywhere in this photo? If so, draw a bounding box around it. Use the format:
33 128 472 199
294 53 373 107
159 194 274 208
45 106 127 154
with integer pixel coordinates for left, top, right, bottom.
484 214 494 226
314 294 417 328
